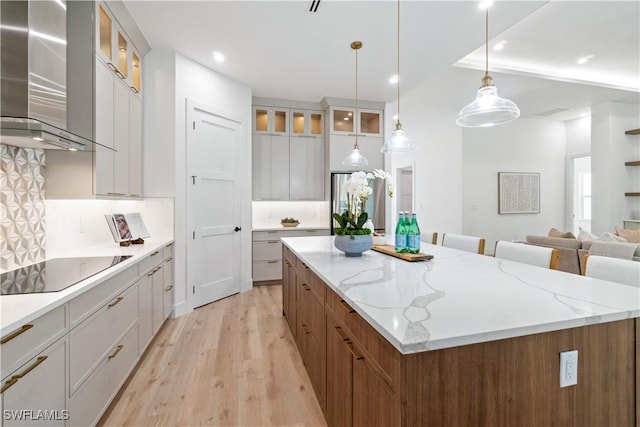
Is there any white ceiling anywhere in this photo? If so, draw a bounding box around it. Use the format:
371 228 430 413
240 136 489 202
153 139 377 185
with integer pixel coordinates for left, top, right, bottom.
123 0 640 122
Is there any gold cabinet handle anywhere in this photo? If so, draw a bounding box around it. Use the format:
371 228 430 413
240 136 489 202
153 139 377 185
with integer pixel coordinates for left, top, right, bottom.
267 260 278 264
1 356 47 394
302 283 311 291
151 251 160 256
108 344 124 360
346 341 364 360
334 326 349 342
107 296 124 308
1 324 34 345
339 300 355 314
107 62 117 72
302 324 311 335
267 240 279 244
130 86 140 94
164 285 174 291
166 257 173 262
165 243 174 248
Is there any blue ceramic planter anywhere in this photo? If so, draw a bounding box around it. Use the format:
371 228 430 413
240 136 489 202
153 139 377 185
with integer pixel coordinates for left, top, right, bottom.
334 234 373 257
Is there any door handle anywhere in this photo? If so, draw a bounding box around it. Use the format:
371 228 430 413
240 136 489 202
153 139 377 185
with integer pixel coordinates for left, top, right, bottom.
234 226 242 232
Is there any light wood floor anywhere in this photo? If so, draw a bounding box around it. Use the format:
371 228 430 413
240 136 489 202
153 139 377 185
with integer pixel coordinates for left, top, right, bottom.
99 285 327 427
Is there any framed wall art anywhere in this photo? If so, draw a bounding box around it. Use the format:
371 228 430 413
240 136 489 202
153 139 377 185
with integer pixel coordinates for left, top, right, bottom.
498 172 540 214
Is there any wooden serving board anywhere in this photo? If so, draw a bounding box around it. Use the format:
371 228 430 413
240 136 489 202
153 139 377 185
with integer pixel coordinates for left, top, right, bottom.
371 244 433 261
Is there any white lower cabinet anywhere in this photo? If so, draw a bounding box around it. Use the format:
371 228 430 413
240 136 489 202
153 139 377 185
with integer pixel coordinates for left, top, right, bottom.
252 229 329 282
67 324 139 427
1 339 67 427
0 242 175 427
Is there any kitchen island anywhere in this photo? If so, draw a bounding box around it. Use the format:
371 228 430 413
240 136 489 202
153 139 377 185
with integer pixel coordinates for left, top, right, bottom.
281 235 639 427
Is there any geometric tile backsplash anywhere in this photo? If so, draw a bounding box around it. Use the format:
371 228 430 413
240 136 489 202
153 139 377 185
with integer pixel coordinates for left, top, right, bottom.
0 144 46 270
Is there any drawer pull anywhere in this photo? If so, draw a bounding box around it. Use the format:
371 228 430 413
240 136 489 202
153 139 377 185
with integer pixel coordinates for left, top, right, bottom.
166 257 173 262
334 326 349 342
1 356 47 394
339 300 356 314
165 243 174 248
107 296 124 308
165 285 174 291
108 344 124 360
151 251 160 256
267 260 278 264
267 240 279 244
302 283 311 291
1 324 34 345
346 341 364 360
302 324 311 334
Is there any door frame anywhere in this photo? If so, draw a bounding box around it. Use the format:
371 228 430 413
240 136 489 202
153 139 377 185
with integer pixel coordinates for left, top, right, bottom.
565 152 591 234
185 98 249 312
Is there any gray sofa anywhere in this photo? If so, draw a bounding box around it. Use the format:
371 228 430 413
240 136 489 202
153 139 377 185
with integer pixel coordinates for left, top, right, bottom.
525 235 640 275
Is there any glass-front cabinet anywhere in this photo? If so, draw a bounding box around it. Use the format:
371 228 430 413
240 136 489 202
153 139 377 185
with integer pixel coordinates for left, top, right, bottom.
291 110 323 137
95 2 142 95
253 106 289 135
329 106 382 137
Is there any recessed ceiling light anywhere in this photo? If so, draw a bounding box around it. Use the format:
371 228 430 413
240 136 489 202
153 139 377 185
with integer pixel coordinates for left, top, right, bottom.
212 51 225 63
478 0 493 9
493 40 507 51
389 74 399 84
577 54 594 65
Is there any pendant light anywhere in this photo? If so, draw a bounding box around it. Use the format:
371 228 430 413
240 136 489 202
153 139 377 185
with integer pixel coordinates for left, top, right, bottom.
342 41 369 167
381 0 416 153
456 8 520 127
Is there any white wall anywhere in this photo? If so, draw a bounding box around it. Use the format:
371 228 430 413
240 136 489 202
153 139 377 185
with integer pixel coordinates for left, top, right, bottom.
462 118 566 254
252 201 329 229
173 53 252 315
591 102 640 233
384 86 463 243
565 116 591 156
46 198 174 257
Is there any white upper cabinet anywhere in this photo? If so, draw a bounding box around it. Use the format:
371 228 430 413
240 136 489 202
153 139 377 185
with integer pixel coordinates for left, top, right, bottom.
96 2 142 97
253 106 289 136
329 106 382 137
290 109 323 137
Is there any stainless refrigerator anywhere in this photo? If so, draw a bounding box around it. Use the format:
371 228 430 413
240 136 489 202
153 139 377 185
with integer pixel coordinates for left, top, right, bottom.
330 172 386 234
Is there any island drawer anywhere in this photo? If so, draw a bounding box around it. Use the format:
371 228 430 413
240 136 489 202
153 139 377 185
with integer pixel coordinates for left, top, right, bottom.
1 304 67 380
69 264 138 327
253 230 286 241
283 245 295 264
295 257 310 280
69 282 138 395
253 240 282 261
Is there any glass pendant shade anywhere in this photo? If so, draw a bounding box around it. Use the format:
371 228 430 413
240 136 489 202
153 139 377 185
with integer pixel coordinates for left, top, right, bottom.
381 122 416 153
456 83 520 127
342 146 369 167
457 8 520 128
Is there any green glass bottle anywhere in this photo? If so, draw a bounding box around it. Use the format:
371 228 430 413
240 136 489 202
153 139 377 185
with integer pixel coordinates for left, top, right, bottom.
394 212 407 252
408 212 421 254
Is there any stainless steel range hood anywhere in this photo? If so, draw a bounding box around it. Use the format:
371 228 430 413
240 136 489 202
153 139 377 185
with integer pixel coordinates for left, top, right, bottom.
0 0 110 152
1 116 92 151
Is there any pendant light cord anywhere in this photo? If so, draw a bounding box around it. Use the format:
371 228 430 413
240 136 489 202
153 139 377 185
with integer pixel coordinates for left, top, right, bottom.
397 0 400 124
354 42 360 149
485 9 489 78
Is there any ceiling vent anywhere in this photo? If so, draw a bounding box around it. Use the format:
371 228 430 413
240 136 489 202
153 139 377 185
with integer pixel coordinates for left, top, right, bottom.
534 107 570 117
309 0 321 13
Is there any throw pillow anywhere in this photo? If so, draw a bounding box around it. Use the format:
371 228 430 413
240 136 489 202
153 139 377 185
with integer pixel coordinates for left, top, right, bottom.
615 227 640 243
577 228 597 242
548 228 576 239
595 232 627 243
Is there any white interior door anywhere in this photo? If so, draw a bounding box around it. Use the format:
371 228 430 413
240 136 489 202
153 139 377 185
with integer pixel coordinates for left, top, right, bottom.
187 101 242 308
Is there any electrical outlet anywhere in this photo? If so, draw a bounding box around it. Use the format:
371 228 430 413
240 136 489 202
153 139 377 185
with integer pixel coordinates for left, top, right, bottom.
559 350 578 387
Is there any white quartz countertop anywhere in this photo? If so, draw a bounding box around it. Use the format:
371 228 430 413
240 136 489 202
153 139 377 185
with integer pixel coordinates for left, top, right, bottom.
281 236 640 355
0 238 174 337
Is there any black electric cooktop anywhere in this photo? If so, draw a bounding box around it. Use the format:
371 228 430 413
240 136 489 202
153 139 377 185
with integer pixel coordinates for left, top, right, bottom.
1 256 132 296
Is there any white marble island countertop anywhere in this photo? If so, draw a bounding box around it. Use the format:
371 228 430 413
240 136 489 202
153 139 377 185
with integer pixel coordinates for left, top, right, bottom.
281 236 640 355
